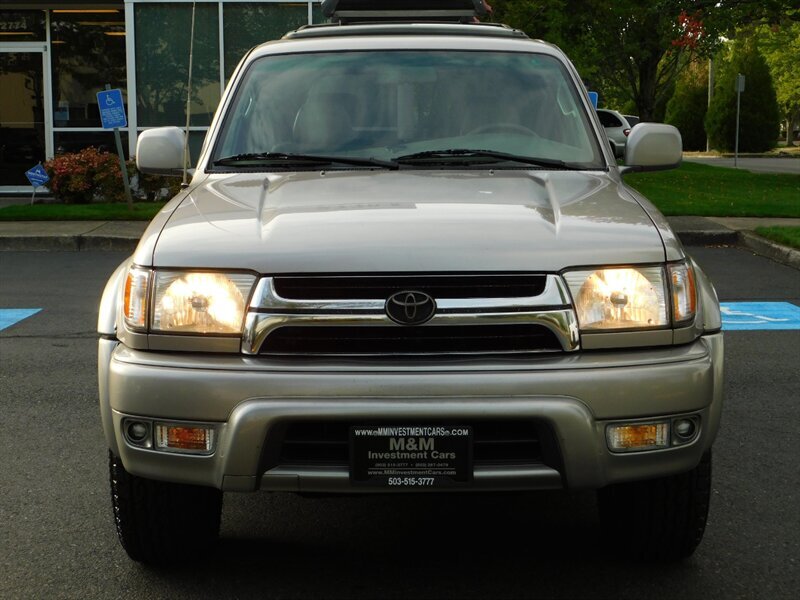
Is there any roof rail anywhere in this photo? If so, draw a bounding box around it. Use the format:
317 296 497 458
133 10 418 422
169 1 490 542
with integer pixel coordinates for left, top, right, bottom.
321 0 490 24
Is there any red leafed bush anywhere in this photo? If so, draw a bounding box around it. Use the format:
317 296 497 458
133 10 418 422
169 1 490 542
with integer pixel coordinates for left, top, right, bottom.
44 147 126 204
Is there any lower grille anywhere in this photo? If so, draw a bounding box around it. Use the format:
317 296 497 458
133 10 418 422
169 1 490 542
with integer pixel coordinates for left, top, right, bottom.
271 420 558 469
259 324 562 356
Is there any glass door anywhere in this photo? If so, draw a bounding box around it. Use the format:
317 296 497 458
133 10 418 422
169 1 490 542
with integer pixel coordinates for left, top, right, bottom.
0 47 50 188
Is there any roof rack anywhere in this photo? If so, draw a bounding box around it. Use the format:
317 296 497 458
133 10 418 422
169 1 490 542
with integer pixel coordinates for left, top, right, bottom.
321 0 490 24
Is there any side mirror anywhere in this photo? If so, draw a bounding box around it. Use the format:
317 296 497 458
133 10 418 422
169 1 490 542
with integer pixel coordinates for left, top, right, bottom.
621 123 682 174
136 127 185 176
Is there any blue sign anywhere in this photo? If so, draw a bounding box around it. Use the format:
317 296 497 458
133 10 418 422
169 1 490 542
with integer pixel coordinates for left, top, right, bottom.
0 309 41 332
588 91 599 109
720 302 800 331
25 164 50 188
97 88 127 129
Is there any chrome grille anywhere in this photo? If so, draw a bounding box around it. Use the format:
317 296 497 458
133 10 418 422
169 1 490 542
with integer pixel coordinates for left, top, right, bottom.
242 274 580 356
273 274 547 300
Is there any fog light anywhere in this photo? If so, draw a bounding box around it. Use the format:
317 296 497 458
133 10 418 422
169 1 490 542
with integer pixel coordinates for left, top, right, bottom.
673 417 699 444
155 424 215 454
607 422 669 453
127 421 149 442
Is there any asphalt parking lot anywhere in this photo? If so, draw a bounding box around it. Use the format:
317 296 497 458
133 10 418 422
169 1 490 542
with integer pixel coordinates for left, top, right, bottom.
0 247 798 599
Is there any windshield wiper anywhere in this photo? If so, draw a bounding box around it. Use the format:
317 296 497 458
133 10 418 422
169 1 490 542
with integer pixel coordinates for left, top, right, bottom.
213 152 398 169
393 149 583 170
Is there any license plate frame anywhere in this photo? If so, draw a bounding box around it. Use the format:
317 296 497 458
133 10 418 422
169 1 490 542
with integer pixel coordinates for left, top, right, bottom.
350 425 472 488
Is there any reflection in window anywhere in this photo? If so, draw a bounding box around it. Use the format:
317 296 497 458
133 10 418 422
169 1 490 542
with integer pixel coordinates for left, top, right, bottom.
0 10 46 41
50 10 127 128
135 4 220 127
55 131 130 159
223 3 310 82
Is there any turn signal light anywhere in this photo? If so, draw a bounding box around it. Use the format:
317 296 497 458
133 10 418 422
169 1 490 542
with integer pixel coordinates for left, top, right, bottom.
155 424 215 454
607 422 669 453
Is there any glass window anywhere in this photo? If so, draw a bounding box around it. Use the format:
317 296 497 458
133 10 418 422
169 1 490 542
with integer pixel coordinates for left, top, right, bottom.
213 51 603 168
54 131 130 159
0 51 46 186
312 2 325 24
50 10 128 128
223 3 310 82
135 3 220 127
598 110 622 128
0 10 46 41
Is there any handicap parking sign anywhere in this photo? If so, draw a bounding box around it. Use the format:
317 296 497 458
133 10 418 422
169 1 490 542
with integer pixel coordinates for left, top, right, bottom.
25 163 50 188
96 88 127 129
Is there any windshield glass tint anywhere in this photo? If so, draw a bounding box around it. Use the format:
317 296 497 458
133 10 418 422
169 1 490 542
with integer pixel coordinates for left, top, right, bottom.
213 51 604 168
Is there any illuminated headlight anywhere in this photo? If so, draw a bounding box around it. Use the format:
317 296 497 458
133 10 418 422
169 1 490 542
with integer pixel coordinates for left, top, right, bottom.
564 266 668 331
152 271 256 334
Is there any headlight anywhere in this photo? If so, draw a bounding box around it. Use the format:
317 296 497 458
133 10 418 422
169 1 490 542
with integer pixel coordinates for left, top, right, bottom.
563 266 668 331
152 271 256 334
122 267 256 335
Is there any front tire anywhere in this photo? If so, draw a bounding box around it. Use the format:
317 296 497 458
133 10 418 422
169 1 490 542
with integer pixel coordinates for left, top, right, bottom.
108 451 222 565
597 450 712 561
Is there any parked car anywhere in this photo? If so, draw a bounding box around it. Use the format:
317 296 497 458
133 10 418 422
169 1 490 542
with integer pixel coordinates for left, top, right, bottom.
596 108 634 153
99 0 723 566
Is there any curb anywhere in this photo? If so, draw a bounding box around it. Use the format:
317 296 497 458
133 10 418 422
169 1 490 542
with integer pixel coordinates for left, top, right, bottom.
738 231 800 271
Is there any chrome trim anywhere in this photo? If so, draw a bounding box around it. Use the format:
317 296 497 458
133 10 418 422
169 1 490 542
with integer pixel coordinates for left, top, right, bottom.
249 274 572 312
242 274 579 355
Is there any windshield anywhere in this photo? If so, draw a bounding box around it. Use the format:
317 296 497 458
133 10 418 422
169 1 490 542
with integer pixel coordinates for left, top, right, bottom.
211 50 604 170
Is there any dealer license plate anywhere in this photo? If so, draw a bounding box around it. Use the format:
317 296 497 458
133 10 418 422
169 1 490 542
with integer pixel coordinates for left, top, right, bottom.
350 425 472 487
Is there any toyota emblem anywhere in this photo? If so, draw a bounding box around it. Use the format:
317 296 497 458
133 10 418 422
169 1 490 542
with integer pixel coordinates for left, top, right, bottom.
385 290 436 326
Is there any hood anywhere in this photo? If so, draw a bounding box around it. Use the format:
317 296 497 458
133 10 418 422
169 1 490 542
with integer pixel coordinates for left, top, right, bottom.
144 170 665 273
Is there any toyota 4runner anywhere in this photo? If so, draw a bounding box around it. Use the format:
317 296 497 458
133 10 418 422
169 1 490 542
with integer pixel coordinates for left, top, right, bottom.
99 0 723 565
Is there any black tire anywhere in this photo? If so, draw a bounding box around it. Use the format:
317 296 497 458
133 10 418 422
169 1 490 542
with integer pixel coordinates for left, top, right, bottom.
597 450 712 561
108 450 222 565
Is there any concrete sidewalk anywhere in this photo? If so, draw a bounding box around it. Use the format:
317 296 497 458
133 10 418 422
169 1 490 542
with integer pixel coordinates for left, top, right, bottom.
0 216 798 269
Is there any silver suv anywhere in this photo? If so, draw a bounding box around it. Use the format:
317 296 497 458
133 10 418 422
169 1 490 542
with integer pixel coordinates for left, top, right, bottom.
99 0 723 565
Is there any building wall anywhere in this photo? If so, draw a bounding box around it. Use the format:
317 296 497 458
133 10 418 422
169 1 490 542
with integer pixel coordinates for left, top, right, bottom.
0 1 321 189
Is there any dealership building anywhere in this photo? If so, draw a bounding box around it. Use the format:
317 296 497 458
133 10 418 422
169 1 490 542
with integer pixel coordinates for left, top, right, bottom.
0 1 323 191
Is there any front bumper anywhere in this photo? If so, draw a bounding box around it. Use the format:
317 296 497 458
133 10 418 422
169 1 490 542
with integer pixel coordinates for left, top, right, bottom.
99 333 723 493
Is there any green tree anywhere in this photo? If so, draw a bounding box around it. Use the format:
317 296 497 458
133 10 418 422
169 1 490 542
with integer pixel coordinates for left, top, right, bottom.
490 1 797 121
758 21 800 145
665 60 709 150
705 37 781 152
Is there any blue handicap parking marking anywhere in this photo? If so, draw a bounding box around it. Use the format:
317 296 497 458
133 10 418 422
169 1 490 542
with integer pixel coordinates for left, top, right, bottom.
0 309 42 332
720 302 800 331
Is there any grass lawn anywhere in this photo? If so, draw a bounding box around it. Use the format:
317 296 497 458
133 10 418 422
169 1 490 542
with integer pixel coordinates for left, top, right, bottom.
0 202 165 221
625 162 800 217
754 226 800 250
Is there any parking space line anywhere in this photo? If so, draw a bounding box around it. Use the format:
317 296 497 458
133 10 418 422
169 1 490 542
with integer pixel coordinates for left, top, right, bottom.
720 302 800 331
0 309 42 332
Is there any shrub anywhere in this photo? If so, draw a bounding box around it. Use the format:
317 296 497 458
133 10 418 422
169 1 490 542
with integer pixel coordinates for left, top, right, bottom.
44 147 126 204
705 37 780 153
665 61 709 151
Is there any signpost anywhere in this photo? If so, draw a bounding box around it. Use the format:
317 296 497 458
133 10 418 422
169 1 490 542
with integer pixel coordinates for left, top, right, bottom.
97 86 134 209
734 73 745 168
25 163 50 205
